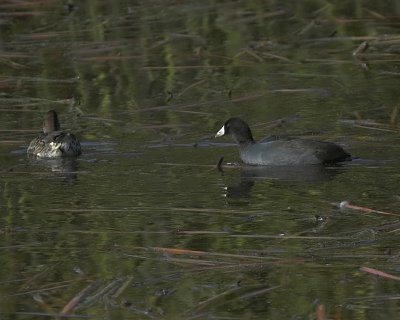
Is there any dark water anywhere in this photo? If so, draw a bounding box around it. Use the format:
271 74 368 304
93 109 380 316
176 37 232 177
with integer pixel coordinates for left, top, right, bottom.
1 1 400 319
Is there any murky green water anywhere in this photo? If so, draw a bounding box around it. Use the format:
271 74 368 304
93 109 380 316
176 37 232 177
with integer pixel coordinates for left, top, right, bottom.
1 1 400 319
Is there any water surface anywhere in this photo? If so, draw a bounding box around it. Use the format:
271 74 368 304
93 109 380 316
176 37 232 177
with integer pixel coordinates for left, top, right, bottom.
1 1 400 319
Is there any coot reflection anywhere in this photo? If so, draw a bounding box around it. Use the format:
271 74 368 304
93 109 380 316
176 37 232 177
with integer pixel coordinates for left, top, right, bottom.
223 165 343 199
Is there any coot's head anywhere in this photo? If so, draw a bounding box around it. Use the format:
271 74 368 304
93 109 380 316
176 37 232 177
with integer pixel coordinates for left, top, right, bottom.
43 110 60 133
215 117 254 144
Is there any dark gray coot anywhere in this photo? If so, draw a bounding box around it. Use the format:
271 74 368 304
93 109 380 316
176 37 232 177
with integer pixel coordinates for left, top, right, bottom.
215 117 351 166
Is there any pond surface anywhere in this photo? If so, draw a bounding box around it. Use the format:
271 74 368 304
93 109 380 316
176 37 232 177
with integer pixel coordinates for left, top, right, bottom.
1 1 400 319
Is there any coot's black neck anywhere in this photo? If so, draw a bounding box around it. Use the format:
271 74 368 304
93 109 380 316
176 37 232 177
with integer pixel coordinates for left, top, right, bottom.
234 133 255 145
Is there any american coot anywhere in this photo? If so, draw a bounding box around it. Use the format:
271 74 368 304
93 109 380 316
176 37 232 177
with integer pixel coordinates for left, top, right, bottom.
215 117 351 166
27 110 81 158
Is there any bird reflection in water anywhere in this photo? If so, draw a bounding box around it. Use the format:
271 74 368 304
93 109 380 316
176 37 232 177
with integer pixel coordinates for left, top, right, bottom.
222 164 344 200
27 156 79 182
